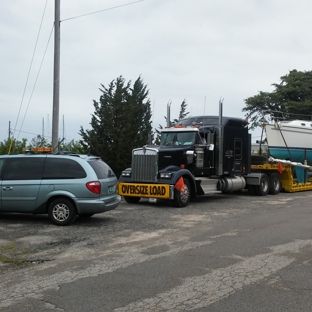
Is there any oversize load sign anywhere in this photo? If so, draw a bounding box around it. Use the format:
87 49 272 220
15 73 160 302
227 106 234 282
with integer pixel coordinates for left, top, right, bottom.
118 183 170 198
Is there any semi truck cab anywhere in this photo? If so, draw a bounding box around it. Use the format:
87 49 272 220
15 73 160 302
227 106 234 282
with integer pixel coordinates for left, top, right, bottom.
119 116 251 207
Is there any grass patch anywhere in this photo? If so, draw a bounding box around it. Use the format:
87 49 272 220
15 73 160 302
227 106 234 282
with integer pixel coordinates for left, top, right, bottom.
0 242 29 265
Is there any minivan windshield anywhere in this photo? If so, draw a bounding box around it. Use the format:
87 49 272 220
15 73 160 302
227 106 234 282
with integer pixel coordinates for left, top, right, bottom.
160 131 196 146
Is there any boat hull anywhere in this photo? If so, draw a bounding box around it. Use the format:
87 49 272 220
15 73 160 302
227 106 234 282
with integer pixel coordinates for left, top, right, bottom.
264 121 312 164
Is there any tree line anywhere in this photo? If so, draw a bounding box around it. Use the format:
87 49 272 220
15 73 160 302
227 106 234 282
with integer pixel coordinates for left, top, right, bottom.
2 70 312 177
0 136 83 155
243 70 312 129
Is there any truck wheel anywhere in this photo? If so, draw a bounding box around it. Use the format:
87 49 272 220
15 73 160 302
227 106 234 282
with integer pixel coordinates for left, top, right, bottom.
48 198 77 226
174 179 191 207
269 173 281 195
124 196 141 204
255 174 269 196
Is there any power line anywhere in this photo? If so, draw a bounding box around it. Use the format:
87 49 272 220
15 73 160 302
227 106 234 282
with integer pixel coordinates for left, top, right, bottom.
16 25 54 142
13 0 146 145
11 129 49 137
13 0 49 141
11 128 76 144
61 0 145 22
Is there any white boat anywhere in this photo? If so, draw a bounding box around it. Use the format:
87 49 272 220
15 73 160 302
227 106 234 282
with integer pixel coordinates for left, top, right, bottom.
264 120 312 164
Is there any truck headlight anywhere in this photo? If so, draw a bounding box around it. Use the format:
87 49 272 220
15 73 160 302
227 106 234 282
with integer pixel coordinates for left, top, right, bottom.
121 170 131 177
160 172 172 178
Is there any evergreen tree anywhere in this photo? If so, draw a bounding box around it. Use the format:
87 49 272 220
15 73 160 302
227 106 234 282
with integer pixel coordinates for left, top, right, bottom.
173 99 189 123
243 70 312 129
79 76 152 177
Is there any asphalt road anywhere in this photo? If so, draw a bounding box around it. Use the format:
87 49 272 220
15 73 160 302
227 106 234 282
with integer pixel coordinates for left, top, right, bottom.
1 191 312 311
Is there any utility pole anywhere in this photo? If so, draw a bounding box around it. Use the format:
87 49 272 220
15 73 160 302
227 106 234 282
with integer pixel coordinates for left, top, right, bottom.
8 121 11 140
52 0 60 152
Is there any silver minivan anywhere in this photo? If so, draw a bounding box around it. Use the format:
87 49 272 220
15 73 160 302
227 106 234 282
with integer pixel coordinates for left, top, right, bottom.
0 154 121 225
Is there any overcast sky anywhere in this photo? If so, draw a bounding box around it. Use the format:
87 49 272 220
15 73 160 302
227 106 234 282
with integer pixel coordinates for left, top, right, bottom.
1 0 311 145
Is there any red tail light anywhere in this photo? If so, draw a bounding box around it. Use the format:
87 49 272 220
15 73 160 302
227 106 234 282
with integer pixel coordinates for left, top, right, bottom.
86 181 101 194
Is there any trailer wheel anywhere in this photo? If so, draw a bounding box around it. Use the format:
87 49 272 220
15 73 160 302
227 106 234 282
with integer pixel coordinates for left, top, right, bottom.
255 174 269 196
174 179 191 207
269 173 281 195
124 196 141 204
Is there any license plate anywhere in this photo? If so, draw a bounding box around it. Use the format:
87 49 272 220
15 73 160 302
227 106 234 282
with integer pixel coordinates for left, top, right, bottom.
108 185 116 193
118 183 170 199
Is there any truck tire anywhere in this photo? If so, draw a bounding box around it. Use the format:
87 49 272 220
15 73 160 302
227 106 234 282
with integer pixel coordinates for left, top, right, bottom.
124 196 141 204
48 198 77 226
269 173 281 195
174 179 191 207
255 174 269 196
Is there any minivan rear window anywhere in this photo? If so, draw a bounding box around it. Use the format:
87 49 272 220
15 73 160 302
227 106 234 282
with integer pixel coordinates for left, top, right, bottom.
88 159 115 179
43 158 86 179
2 157 45 180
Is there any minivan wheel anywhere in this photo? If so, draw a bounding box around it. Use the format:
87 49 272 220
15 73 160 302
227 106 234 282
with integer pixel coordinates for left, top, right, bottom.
48 198 77 226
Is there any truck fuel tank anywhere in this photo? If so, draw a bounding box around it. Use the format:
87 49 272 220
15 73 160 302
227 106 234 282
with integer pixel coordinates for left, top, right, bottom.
217 175 246 192
195 147 204 167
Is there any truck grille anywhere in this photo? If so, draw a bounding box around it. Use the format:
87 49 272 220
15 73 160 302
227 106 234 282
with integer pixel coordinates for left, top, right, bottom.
131 147 158 182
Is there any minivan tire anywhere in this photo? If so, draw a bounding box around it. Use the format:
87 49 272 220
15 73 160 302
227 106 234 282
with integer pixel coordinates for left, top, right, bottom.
48 198 77 226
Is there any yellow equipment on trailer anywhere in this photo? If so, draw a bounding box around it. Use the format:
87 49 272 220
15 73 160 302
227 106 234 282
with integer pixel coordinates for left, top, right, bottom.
251 157 312 193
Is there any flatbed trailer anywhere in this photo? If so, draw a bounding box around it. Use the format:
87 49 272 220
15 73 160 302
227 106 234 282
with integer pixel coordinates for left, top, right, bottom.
250 161 312 193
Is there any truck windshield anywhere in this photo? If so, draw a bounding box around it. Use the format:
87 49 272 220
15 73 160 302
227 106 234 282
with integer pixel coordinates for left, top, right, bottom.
160 131 196 146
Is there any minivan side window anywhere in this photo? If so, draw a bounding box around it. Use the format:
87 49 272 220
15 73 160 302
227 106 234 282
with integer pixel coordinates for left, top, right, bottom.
0 159 5 179
2 157 45 180
43 158 87 179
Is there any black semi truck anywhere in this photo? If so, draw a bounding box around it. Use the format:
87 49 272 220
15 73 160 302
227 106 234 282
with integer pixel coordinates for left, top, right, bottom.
118 104 271 207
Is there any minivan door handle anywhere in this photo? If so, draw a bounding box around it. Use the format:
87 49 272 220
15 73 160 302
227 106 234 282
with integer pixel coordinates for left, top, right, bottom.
3 187 13 191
